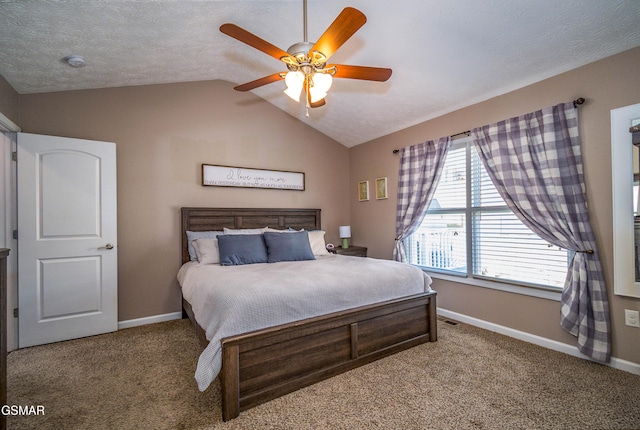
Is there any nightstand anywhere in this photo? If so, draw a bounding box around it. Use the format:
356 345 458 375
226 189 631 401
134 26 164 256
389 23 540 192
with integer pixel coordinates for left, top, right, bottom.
331 245 367 257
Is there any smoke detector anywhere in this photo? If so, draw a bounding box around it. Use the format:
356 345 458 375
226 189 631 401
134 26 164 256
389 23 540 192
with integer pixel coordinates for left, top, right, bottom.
64 55 86 68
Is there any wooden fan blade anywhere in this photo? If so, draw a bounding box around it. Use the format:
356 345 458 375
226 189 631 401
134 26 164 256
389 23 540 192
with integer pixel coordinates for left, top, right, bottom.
331 64 392 81
310 7 366 62
220 23 297 65
234 73 285 92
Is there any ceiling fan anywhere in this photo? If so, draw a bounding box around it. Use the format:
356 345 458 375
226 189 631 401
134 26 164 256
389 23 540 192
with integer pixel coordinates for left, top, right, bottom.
219 0 392 112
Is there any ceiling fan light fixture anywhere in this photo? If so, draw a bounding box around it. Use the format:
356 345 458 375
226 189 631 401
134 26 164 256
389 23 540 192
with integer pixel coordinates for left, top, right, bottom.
284 71 304 101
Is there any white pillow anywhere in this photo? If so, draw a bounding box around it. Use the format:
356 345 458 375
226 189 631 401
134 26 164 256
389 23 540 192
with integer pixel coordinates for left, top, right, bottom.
308 230 330 256
186 230 222 261
194 238 221 265
223 227 267 235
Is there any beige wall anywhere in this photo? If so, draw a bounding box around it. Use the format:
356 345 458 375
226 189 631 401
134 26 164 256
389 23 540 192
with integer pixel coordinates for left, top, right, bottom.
0 74 19 126
349 46 640 364
17 80 351 321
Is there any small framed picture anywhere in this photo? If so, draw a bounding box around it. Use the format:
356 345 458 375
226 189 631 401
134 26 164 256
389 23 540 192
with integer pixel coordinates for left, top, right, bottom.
358 180 369 201
375 177 388 199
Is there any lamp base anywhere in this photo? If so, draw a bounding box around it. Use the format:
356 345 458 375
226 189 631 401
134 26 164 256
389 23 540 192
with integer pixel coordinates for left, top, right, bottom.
341 238 349 249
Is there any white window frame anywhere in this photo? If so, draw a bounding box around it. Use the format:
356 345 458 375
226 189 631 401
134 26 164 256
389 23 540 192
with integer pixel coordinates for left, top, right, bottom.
411 136 564 301
611 104 640 297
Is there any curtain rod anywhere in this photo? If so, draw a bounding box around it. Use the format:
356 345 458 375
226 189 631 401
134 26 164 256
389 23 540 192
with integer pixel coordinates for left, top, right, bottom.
392 97 586 154
392 131 470 154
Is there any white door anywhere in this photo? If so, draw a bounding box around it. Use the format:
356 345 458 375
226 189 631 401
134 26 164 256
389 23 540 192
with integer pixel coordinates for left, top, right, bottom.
17 133 117 348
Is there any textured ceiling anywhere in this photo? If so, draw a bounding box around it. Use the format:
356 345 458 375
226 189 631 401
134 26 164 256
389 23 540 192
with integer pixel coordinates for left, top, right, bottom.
1 0 639 147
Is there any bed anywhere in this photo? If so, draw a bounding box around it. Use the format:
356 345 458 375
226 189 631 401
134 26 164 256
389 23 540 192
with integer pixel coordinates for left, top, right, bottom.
179 207 437 421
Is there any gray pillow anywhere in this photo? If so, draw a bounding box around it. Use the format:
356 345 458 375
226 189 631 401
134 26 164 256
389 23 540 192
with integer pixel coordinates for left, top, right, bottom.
264 231 316 263
217 234 268 266
186 230 222 262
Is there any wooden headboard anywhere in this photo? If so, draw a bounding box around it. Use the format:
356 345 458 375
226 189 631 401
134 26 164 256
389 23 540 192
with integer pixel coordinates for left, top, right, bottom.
181 207 322 264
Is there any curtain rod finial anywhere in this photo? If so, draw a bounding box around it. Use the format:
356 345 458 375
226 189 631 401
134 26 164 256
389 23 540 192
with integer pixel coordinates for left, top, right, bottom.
573 98 585 108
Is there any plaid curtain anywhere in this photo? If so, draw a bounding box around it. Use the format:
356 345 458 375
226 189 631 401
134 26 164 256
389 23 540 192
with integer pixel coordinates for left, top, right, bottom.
394 137 450 262
471 102 610 363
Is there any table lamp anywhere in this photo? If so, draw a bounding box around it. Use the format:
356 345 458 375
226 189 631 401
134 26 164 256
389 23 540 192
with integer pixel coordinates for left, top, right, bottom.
339 226 351 249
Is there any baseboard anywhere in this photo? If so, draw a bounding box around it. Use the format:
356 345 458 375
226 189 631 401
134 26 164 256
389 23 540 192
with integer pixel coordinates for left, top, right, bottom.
438 308 640 376
117 308 640 376
118 311 183 330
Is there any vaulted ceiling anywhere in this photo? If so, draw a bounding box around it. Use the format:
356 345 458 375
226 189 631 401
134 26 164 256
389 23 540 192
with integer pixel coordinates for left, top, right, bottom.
1 0 639 147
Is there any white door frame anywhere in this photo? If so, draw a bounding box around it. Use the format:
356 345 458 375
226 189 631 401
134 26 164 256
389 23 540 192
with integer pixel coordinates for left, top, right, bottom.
0 111 19 352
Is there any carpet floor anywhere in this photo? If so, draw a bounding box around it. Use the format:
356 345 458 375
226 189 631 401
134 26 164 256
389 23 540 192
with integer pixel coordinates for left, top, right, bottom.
6 318 640 429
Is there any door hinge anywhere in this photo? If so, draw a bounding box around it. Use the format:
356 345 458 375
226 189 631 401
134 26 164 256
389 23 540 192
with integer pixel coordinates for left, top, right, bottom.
11 151 16 161
12 229 17 240
13 308 18 318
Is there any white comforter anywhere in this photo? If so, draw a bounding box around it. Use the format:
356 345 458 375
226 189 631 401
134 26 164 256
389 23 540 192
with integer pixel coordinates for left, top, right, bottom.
177 254 432 391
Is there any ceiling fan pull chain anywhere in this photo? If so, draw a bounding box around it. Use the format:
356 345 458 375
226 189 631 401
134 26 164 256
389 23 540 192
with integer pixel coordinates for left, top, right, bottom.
305 73 311 117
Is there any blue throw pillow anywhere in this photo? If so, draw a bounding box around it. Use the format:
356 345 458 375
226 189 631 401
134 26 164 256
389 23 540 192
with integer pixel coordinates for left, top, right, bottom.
217 234 268 266
263 231 316 263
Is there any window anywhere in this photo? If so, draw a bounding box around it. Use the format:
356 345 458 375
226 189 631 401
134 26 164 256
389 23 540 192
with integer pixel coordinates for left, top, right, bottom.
406 138 569 289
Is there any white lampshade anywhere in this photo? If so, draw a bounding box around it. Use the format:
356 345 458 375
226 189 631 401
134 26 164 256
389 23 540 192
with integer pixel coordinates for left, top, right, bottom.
339 225 351 238
313 72 333 93
309 73 332 103
309 88 327 103
284 71 304 102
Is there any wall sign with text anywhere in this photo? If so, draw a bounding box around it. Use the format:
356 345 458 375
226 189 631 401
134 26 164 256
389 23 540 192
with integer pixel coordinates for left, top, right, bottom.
202 164 305 191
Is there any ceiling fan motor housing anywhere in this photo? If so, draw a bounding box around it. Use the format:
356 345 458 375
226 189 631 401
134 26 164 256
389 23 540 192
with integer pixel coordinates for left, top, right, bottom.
285 41 327 72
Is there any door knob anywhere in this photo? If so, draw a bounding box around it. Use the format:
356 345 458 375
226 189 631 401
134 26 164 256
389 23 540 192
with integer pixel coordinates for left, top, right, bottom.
98 243 114 250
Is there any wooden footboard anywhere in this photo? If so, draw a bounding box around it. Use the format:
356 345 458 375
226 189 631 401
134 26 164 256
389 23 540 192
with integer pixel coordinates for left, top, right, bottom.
218 291 436 421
